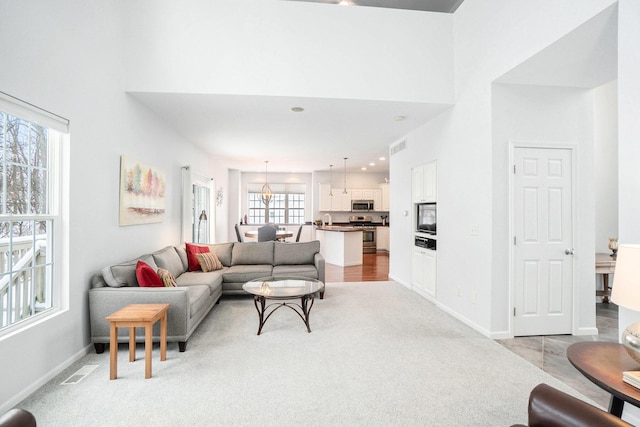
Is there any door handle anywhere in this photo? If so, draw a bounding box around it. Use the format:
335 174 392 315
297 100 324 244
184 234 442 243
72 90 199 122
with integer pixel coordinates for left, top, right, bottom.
565 248 575 255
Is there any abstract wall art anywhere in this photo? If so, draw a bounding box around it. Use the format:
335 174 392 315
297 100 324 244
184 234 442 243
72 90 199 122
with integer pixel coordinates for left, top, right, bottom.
119 156 166 225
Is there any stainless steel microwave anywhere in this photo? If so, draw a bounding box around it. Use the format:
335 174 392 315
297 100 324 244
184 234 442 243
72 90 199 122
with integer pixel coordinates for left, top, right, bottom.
352 200 374 212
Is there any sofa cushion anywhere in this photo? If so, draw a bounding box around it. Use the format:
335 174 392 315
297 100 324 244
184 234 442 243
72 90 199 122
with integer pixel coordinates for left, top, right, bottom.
231 242 274 266
136 261 164 287
102 254 158 287
175 246 188 271
206 242 234 267
186 243 210 271
272 265 319 279
152 246 185 278
176 270 224 296
273 241 320 265
197 252 223 272
222 265 273 284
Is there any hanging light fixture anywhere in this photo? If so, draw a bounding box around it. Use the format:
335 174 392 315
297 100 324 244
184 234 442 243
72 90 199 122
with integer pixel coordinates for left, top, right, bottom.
329 165 334 197
261 160 273 206
343 157 348 194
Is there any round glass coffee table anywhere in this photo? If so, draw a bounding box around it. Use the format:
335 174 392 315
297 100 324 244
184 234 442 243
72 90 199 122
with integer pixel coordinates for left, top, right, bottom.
242 276 324 335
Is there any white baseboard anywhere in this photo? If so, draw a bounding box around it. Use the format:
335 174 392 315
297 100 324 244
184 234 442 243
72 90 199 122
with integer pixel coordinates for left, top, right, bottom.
574 326 599 336
0 343 93 415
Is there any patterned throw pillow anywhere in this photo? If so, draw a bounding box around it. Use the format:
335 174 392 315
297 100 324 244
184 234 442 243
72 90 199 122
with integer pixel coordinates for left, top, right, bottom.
196 252 223 272
185 243 210 271
157 268 177 287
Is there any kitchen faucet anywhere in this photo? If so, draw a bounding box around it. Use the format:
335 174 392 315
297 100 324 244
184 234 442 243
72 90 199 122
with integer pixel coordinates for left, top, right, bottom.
322 213 332 226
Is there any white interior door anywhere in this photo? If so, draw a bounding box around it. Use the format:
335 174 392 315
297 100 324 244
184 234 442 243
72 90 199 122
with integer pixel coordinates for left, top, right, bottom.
512 146 573 336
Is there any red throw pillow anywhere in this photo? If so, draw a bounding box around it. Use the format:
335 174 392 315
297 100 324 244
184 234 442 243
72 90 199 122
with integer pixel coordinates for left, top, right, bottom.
185 243 210 271
136 261 164 287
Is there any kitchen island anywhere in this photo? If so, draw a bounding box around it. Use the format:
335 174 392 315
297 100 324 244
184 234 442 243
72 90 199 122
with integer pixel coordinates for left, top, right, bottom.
315 226 363 267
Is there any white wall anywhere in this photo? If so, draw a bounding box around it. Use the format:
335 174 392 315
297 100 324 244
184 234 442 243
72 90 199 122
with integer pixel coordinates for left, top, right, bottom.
124 0 453 104
491 84 597 336
617 0 640 422
594 81 619 253
389 0 618 337
0 0 223 411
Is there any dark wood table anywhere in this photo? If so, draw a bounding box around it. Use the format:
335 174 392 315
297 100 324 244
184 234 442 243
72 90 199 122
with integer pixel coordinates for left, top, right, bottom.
244 230 293 240
567 342 640 417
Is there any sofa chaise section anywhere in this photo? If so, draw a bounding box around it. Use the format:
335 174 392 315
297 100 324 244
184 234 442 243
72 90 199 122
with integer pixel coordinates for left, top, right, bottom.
89 246 222 353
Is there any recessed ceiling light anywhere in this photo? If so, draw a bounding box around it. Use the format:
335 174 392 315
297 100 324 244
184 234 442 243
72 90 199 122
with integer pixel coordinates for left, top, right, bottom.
291 107 304 113
394 115 406 121
379 157 386 161
361 167 367 171
369 162 375 166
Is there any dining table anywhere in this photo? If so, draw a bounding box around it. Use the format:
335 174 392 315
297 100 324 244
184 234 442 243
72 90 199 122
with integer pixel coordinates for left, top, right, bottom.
244 230 294 241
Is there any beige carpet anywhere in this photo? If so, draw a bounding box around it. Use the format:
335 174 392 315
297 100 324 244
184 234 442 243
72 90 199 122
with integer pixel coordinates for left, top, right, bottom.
17 281 588 426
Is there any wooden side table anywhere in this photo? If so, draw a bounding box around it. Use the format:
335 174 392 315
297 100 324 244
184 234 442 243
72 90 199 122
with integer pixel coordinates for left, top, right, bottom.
596 253 616 303
105 303 170 380
567 342 640 417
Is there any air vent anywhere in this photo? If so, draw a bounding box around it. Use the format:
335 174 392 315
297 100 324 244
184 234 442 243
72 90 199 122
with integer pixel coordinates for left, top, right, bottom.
61 365 99 385
390 139 407 156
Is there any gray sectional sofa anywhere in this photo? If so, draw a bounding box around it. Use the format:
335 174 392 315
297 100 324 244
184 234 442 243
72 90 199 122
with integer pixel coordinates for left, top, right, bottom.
89 240 325 353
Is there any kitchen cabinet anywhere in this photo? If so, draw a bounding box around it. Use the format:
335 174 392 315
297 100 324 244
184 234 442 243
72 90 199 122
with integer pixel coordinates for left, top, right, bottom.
319 184 332 211
352 189 374 200
412 161 437 203
331 189 351 211
412 246 436 298
379 183 390 211
373 189 382 211
377 226 389 252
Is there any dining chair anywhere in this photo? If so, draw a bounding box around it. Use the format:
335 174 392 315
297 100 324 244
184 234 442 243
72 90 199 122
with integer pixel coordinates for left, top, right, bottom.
295 225 303 242
257 224 277 242
234 224 244 242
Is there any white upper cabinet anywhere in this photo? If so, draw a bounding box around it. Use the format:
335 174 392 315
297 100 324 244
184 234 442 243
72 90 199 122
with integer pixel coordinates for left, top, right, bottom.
379 183 389 211
336 189 352 211
319 183 332 211
412 161 437 203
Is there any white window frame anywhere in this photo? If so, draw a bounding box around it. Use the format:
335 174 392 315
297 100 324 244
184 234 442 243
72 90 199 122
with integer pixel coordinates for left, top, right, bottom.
247 183 306 225
0 92 68 338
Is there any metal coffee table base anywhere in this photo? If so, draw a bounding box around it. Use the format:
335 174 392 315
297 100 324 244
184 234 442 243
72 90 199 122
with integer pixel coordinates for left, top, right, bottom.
252 294 316 335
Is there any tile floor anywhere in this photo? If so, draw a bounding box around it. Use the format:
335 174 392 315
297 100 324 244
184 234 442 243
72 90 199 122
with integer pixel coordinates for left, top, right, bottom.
496 303 619 409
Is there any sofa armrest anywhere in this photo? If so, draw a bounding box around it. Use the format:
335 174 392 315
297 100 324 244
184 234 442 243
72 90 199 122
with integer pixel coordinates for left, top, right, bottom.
314 252 325 284
89 286 190 343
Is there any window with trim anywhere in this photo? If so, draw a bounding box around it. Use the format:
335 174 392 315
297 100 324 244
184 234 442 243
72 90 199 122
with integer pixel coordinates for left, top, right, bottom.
0 93 67 333
247 183 305 224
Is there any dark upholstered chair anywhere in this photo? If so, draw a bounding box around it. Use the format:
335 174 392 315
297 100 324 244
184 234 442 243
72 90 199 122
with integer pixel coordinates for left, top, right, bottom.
0 408 36 427
295 225 303 242
234 224 243 242
512 383 633 427
258 224 277 242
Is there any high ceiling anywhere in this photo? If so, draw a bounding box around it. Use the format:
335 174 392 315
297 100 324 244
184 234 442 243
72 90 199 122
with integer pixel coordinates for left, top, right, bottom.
130 0 464 174
282 0 464 13
130 92 451 174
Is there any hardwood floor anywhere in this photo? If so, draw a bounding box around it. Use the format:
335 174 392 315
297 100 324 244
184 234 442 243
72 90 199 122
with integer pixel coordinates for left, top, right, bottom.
325 252 389 282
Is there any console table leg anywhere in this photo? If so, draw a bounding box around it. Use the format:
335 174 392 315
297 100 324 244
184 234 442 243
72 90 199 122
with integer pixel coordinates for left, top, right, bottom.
609 396 624 418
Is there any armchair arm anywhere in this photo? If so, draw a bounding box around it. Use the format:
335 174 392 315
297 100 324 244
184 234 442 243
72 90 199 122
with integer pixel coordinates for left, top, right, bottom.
314 252 325 284
526 383 633 427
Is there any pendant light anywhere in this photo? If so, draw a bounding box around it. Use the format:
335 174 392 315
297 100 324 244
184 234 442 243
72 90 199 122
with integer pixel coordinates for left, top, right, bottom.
261 161 273 206
343 157 348 194
329 165 334 197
